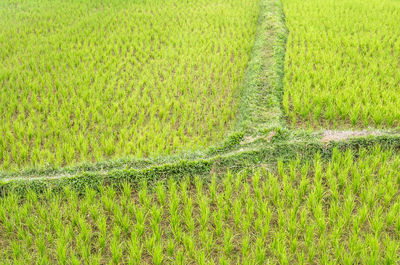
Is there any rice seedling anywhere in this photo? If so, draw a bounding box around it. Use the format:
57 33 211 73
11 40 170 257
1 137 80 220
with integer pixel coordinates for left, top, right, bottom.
1 146 400 263
282 0 400 128
0 0 259 170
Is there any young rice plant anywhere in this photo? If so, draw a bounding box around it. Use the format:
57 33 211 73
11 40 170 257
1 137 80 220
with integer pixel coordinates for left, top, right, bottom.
1 146 400 264
0 0 259 170
282 0 400 128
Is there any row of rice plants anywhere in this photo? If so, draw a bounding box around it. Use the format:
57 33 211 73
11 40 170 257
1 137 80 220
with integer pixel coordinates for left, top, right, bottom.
282 0 400 128
1 146 399 264
0 0 259 170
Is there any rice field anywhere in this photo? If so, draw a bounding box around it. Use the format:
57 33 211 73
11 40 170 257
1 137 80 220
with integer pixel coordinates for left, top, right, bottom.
1 147 400 264
282 0 400 128
0 0 259 170
3 0 400 263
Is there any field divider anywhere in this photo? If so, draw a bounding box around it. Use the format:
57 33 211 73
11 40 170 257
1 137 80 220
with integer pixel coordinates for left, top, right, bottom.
234 0 288 135
2 131 400 195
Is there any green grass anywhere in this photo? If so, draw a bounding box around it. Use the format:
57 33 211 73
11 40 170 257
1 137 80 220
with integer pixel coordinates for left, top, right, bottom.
1 147 400 264
282 0 400 128
0 0 259 170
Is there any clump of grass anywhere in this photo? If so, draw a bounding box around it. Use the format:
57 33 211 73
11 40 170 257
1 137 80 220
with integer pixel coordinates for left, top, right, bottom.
282 0 400 128
0 0 259 170
1 146 400 263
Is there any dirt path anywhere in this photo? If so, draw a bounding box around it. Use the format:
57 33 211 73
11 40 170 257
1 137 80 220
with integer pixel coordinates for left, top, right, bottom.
321 130 385 142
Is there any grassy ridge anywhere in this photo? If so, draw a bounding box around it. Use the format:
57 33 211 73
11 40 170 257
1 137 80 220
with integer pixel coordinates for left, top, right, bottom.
1 147 400 264
282 0 400 128
234 0 287 134
3 132 400 196
0 0 259 170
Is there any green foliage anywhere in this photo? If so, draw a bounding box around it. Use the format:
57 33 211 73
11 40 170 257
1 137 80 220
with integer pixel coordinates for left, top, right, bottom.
282 0 400 128
206 132 244 155
234 0 287 134
1 148 400 263
0 0 259 170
